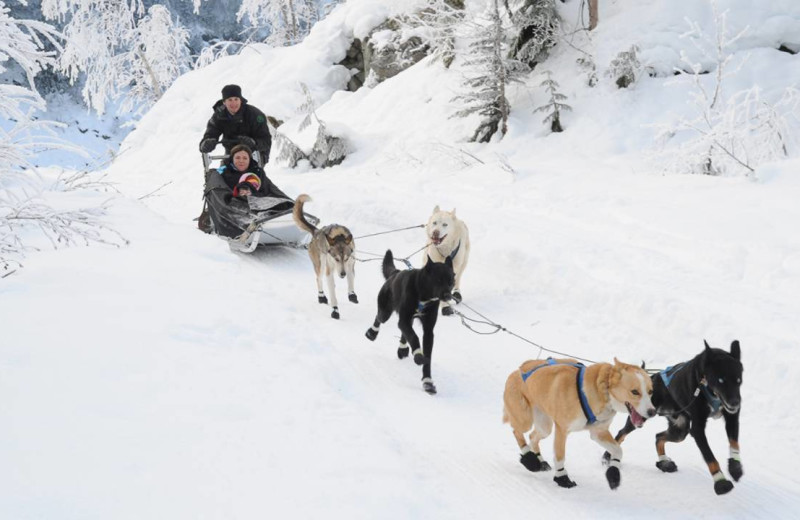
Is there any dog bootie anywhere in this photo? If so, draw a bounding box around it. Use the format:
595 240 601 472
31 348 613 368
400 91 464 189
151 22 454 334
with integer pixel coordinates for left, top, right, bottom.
318 292 328 304
553 474 577 489
520 451 545 472
397 346 409 359
365 327 379 341
656 457 678 473
331 307 340 320
452 290 462 304
348 292 358 304
713 472 734 495
728 455 743 482
441 305 454 316
605 462 621 490
412 349 427 366
422 377 437 395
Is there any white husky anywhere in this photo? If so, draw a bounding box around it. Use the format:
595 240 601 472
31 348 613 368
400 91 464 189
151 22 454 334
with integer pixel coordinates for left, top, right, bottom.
423 205 470 314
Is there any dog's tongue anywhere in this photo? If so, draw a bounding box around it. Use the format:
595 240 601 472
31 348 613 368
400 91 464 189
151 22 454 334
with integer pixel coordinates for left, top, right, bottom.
629 406 645 428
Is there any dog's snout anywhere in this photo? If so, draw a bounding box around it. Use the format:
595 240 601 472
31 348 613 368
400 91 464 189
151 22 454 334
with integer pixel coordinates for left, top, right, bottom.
647 408 656 418
339 271 346 278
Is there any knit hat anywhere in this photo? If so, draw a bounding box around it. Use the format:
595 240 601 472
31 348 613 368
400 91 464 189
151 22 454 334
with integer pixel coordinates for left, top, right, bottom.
221 84 242 100
238 173 261 191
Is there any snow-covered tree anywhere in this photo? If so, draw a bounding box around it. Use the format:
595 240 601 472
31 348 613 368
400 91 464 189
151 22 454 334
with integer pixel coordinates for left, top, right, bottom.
393 0 464 69
1 1 125 273
654 0 798 176
41 0 191 114
238 0 334 47
505 0 559 69
534 70 571 132
120 5 191 108
275 82 347 168
606 44 640 89
452 0 526 142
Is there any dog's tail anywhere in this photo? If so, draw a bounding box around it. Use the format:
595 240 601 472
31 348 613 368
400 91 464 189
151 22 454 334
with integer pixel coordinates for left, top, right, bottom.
382 249 398 280
292 194 317 234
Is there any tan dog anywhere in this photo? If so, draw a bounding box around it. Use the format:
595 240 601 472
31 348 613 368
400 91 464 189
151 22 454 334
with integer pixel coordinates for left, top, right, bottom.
293 194 357 320
423 206 470 315
502 357 655 490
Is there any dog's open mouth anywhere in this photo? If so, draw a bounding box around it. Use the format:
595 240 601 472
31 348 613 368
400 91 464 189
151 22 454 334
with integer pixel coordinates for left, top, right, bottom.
431 234 447 246
626 402 646 428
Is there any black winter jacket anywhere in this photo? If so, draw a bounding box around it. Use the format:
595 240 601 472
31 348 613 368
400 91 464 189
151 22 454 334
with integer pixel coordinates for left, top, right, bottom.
216 157 288 199
201 101 272 163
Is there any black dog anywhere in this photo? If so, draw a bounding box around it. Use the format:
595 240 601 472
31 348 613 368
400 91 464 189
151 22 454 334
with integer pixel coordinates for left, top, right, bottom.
604 340 743 495
365 249 455 394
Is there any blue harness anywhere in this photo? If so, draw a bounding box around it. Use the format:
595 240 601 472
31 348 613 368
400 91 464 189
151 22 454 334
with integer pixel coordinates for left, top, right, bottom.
520 358 598 425
659 363 721 414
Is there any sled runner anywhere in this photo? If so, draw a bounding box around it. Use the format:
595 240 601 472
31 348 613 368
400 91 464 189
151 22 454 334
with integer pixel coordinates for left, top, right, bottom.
201 151 317 252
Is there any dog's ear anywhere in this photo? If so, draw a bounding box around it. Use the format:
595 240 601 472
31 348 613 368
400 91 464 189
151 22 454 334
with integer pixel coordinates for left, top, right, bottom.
641 360 646 370
445 255 453 268
326 234 336 246
425 255 434 268
730 340 741 360
704 339 711 352
345 234 353 245
451 208 457 216
433 205 440 213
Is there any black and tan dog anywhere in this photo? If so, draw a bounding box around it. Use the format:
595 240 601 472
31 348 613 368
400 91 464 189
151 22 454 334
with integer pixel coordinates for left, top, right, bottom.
503 357 655 489
292 194 357 319
605 340 743 495
364 249 454 394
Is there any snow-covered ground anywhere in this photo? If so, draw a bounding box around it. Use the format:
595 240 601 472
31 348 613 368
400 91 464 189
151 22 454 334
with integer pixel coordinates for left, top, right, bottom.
3 0 800 518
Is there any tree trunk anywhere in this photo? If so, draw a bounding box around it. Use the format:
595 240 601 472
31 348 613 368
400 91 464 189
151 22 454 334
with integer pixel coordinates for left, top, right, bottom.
588 0 599 30
137 46 163 100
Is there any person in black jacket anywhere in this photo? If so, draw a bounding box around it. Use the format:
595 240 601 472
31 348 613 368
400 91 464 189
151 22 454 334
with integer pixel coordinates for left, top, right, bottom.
199 84 272 164
216 144 288 199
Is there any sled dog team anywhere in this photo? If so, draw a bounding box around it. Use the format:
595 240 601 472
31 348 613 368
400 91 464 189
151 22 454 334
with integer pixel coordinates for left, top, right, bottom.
292 195 744 496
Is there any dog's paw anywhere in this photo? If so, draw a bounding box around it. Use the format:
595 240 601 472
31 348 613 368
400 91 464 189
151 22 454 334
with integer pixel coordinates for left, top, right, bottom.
441 306 454 316
656 459 678 473
422 378 437 395
348 292 358 304
318 294 328 304
331 308 340 320
452 290 462 304
605 466 621 490
397 346 409 359
553 475 577 489
413 350 428 366
365 328 378 341
714 478 734 495
728 458 743 482
540 460 552 471
520 452 543 472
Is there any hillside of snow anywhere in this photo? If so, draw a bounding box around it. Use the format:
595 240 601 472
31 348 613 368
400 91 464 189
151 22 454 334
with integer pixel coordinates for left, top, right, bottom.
3 0 800 518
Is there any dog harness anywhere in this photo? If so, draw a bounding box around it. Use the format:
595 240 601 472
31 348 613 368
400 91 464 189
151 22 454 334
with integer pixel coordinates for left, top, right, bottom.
520 358 598 425
659 363 721 413
448 240 461 260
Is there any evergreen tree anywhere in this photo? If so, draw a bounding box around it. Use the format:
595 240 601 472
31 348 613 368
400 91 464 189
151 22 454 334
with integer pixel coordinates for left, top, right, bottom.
534 70 571 132
452 0 526 142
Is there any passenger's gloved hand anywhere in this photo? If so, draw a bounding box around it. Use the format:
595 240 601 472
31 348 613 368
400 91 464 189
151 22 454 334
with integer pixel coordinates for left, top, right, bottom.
237 135 256 149
199 138 218 153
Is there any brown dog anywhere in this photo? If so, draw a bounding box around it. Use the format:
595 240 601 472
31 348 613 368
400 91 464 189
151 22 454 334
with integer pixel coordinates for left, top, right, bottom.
502 357 655 489
293 194 357 319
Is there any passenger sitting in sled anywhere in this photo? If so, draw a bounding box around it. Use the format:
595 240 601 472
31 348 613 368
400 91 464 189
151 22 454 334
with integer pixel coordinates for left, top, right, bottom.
233 173 261 198
216 144 289 200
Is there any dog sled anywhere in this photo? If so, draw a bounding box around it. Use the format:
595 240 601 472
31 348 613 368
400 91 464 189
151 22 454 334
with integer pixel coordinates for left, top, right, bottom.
201 150 317 252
